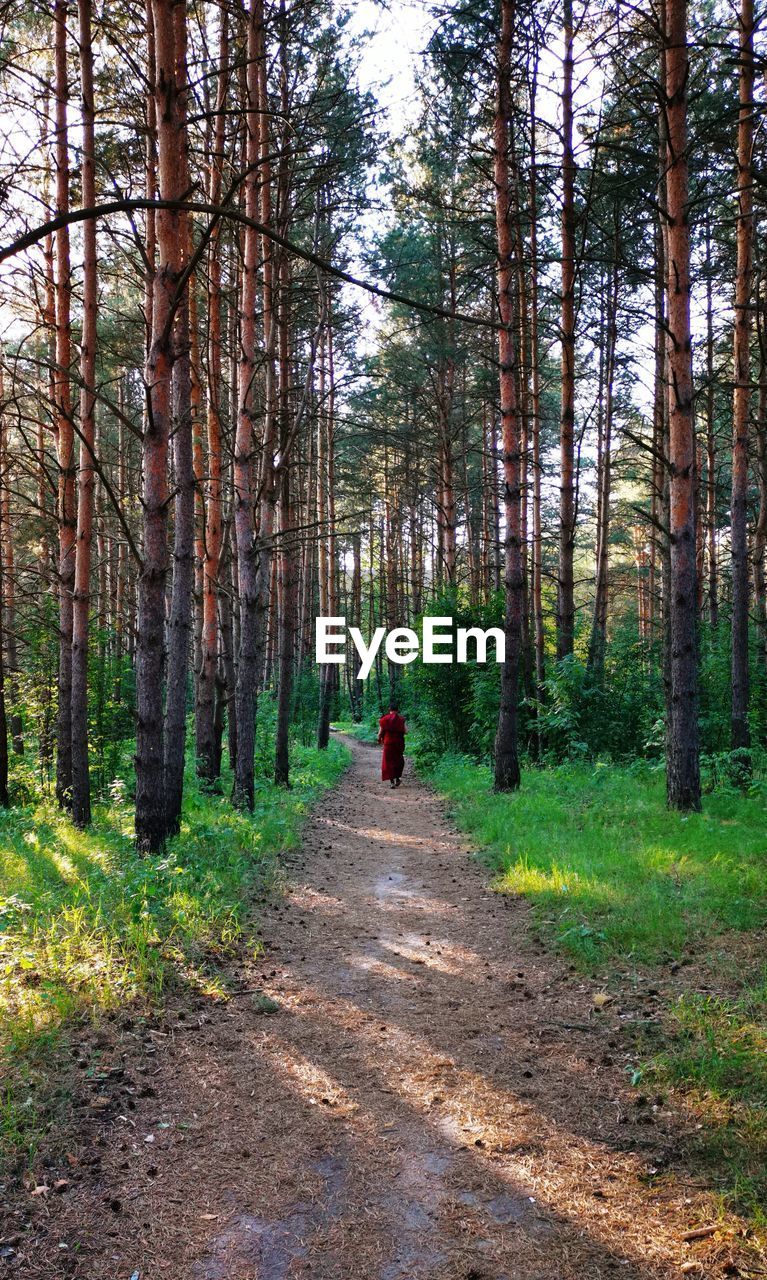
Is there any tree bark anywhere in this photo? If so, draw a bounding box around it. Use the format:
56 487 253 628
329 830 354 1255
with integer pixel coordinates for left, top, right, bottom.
528 64 545 714
752 321 767 683
274 467 297 787
0 373 23 755
273 226 294 786
135 0 184 851
493 0 522 793
350 531 363 720
730 0 754 753
71 0 97 828
664 0 701 810
163 0 194 837
557 0 576 659
0 471 9 807
232 0 264 809
589 225 618 673
196 2 228 782
705 212 718 629
252 0 278 701
54 0 76 809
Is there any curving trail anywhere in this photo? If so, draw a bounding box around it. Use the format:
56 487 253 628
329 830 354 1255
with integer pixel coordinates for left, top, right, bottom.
14 736 746 1278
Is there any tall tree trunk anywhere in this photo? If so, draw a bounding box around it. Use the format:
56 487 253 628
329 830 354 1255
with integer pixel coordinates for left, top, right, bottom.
0 475 9 807
114 394 128 702
730 0 754 753
0 374 23 755
297 406 316 663
383 445 399 697
649 216 666 644
190 277 205 710
220 532 238 768
316 317 332 747
705 212 719 629
163 0 194 837
493 0 522 792
462 436 479 607
273 232 294 785
528 64 545 713
350 531 363 719
251 0 278 699
589 229 618 672
232 0 261 809
144 0 156 355
71 0 97 828
274 469 297 787
196 3 228 781
491 407 501 595
481 402 492 602
752 321 767 685
41 138 57 725
512 195 534 706
664 0 701 810
557 0 576 659
320 305 340 747
54 0 75 809
438 361 457 586
135 0 184 851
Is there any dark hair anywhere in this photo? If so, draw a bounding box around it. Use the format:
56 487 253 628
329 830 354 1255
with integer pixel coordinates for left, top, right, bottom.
389 702 399 712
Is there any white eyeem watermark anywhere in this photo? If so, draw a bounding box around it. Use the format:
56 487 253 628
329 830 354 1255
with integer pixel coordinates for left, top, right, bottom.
315 617 505 681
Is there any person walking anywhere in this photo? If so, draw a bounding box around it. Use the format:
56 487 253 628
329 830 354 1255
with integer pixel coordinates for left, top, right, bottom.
378 703 406 788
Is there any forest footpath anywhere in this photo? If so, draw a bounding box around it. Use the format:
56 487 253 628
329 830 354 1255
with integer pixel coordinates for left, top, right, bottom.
5 735 763 1280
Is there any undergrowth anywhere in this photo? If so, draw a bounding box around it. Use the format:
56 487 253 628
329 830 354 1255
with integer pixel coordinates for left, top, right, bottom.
0 737 348 1166
428 753 767 1225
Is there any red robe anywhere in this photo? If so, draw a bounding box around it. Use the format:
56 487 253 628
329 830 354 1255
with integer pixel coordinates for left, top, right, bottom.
378 712 406 781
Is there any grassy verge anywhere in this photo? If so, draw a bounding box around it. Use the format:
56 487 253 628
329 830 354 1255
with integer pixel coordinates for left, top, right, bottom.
0 738 348 1168
332 718 379 743
428 754 767 1224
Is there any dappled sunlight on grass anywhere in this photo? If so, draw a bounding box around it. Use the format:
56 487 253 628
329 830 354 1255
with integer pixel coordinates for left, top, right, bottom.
497 857 625 903
429 754 767 1221
430 756 767 966
0 740 349 1162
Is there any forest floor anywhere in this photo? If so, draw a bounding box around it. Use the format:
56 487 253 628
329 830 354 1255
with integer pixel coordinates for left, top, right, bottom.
2 735 764 1279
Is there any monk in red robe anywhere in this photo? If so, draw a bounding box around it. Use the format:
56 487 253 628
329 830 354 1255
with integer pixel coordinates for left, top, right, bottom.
378 704 407 788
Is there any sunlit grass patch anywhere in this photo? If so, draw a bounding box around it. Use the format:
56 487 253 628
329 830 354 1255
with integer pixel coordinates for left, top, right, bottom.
0 738 349 1165
428 753 767 1221
429 756 767 966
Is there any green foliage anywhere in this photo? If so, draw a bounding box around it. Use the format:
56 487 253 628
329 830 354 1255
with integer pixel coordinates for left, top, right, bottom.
701 748 766 794
290 666 322 747
375 603 767 769
399 592 504 766
429 754 767 967
652 973 767 1223
537 633 664 761
0 739 349 1164
428 752 767 1220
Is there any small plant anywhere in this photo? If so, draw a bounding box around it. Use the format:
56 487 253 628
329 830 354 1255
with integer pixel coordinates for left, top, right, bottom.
252 993 280 1014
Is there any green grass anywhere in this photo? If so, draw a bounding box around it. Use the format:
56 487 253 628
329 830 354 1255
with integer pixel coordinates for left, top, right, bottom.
429 754 767 1222
429 756 767 965
332 718 380 744
0 739 348 1165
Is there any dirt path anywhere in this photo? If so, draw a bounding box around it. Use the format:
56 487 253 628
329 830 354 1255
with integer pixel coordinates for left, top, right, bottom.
8 737 750 1278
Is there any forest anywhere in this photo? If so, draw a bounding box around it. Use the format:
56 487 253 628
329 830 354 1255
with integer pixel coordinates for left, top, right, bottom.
1 0 767 1274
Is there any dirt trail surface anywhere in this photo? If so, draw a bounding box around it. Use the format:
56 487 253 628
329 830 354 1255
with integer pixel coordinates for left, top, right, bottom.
5 736 753 1279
